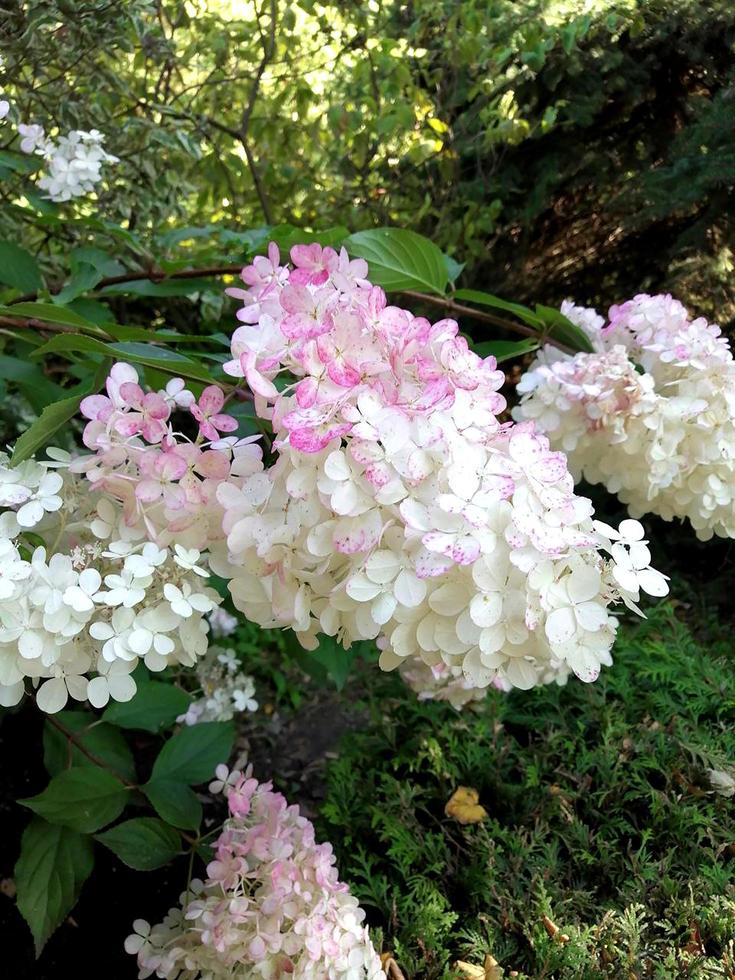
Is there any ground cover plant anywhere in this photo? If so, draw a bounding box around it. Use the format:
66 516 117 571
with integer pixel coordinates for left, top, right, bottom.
1 3 734 979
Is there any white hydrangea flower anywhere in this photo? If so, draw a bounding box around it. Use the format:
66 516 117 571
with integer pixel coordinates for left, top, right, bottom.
515 294 735 540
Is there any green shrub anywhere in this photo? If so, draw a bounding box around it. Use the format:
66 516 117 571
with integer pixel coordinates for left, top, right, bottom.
322 604 735 978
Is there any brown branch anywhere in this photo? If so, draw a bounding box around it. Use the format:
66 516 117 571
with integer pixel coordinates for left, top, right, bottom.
8 266 558 348
45 713 137 789
400 289 570 350
237 0 278 224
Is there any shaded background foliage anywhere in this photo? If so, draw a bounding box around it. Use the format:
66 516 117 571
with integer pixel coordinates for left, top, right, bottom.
1 0 734 318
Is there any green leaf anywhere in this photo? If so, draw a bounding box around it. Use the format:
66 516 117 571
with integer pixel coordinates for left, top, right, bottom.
0 149 43 175
269 224 350 251
143 779 202 831
19 768 128 833
54 264 104 305
102 681 192 733
31 333 217 384
11 387 91 465
343 228 450 295
453 288 545 329
43 711 136 781
534 304 596 353
309 634 359 691
100 277 219 297
0 241 43 292
472 338 540 362
15 818 94 956
0 301 107 335
0 355 64 409
95 817 181 870
151 721 234 785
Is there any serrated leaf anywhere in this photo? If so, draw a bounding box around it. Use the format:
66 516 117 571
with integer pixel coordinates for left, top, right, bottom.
95 817 181 870
343 228 450 295
19 768 128 833
151 721 234 786
0 240 43 292
15 818 94 955
43 711 136 781
143 779 202 830
102 681 192 733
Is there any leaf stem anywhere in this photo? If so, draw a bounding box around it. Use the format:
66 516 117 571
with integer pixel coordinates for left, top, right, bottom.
45 712 137 790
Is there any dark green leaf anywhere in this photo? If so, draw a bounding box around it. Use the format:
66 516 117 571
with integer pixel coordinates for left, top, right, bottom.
454 288 545 329
143 779 202 831
19 769 128 834
43 712 136 781
15 818 94 955
534 304 596 353
0 301 107 334
472 338 540 362
151 721 234 785
54 264 104 305
31 333 217 383
0 241 43 292
100 277 219 297
95 817 181 870
343 228 450 295
102 681 192 733
11 387 92 465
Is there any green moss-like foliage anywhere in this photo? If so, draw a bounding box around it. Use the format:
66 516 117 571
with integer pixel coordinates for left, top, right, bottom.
321 604 735 978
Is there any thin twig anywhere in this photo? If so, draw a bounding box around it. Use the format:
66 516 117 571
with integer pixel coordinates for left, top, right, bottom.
45 713 137 789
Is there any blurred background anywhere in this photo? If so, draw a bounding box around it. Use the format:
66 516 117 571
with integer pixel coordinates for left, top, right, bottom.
2 0 734 321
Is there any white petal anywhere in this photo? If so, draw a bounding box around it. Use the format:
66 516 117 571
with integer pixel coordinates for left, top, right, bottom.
545 607 577 645
636 567 669 597
393 569 426 608
36 677 68 713
87 676 110 708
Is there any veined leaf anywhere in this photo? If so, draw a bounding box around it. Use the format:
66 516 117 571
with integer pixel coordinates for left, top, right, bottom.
15 818 94 955
343 228 450 295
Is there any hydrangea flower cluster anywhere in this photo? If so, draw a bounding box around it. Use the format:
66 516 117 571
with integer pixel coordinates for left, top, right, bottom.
16 124 117 202
515 294 735 540
215 244 667 704
0 364 246 712
126 765 384 979
177 645 258 726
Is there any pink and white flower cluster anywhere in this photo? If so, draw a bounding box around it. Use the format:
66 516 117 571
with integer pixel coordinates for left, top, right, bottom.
126 765 384 979
214 244 667 705
515 295 735 540
0 365 246 712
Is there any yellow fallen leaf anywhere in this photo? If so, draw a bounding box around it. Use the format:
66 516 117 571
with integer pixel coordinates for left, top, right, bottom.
454 961 486 979
445 786 488 824
454 955 503 979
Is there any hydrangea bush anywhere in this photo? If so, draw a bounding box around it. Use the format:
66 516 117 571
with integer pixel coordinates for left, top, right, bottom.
0 224 683 972
515 294 735 540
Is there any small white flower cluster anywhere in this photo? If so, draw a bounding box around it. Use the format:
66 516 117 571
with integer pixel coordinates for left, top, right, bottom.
17 124 117 202
177 644 258 726
515 294 735 540
0 453 221 712
126 765 385 980
215 245 669 707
